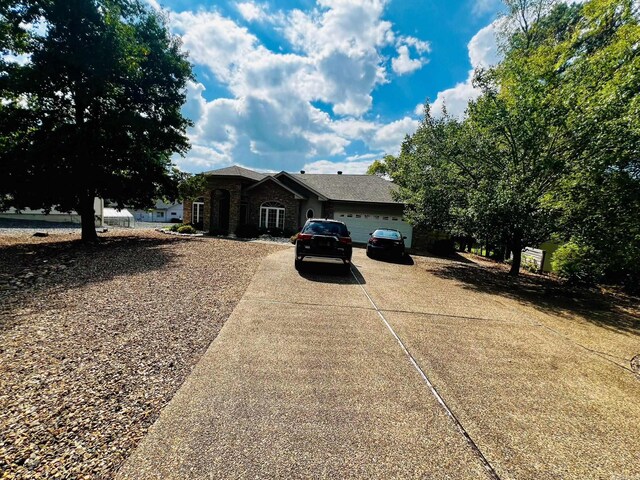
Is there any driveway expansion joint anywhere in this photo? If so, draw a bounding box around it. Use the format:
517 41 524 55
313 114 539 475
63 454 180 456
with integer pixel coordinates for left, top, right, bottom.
350 267 502 480
242 297 377 311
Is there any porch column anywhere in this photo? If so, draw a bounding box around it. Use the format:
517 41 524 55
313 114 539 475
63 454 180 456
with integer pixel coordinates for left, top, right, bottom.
228 186 241 236
203 189 212 232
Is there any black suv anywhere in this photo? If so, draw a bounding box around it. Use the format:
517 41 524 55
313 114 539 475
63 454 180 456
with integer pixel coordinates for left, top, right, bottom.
294 219 352 272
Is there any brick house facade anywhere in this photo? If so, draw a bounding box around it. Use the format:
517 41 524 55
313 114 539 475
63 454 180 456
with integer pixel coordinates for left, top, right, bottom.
245 181 300 233
183 165 413 246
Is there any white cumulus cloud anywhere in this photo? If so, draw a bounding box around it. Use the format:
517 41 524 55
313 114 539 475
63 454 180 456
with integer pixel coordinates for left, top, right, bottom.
163 0 430 172
369 116 419 153
392 45 423 75
431 21 500 118
300 159 376 174
236 1 270 22
471 0 502 17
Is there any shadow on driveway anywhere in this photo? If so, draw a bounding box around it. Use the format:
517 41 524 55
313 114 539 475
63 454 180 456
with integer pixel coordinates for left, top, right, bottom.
428 261 640 336
296 261 366 284
366 253 415 266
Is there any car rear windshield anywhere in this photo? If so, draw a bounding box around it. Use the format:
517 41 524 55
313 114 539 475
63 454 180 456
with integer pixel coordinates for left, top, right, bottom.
303 221 349 236
373 229 401 239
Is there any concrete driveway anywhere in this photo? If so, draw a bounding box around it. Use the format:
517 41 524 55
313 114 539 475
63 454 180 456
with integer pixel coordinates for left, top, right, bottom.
117 248 640 479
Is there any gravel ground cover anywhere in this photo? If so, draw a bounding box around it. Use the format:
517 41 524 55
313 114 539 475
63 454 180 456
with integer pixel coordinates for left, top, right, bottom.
0 219 170 235
0 231 285 479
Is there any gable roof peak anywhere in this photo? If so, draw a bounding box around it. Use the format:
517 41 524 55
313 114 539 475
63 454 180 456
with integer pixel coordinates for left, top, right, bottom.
202 165 267 181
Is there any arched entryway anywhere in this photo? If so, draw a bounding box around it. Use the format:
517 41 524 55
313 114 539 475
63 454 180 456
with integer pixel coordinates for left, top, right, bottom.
211 189 231 234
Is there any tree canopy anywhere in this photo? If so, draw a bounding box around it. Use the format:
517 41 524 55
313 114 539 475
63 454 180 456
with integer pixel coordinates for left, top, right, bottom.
373 0 640 286
0 0 192 240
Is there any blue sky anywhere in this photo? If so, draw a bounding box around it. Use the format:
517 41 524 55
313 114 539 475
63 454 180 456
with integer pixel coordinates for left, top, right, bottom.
147 0 505 173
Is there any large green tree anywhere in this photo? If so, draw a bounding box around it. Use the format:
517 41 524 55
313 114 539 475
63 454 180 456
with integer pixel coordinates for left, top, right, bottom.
0 0 192 241
379 0 575 274
549 0 640 287
374 0 640 282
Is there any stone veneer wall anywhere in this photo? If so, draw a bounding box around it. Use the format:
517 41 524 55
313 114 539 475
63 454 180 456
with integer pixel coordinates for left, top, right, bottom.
204 178 243 234
183 199 193 224
246 181 300 232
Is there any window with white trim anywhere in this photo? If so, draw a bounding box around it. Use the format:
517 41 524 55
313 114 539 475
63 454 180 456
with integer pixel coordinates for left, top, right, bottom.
192 199 204 225
260 201 285 229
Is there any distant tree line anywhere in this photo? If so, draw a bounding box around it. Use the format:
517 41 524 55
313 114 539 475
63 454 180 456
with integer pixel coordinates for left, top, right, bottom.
369 0 640 289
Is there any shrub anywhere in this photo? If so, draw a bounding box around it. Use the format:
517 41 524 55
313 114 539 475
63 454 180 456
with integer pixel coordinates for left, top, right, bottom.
177 225 197 234
521 257 540 273
552 241 603 284
169 223 183 232
266 227 284 237
235 224 261 238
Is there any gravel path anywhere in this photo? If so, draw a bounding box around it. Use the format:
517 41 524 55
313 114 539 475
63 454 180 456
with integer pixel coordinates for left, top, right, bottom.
0 231 286 478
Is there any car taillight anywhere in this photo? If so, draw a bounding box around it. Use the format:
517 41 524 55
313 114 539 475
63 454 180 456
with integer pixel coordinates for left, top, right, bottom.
297 233 312 241
339 236 352 244
370 238 379 244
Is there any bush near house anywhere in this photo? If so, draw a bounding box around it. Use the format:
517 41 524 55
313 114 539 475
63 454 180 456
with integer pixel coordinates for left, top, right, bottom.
168 223 197 233
552 241 603 284
235 224 298 239
177 225 197 234
235 224 261 238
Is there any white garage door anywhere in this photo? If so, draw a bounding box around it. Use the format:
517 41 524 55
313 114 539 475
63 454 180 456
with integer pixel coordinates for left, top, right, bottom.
335 211 413 247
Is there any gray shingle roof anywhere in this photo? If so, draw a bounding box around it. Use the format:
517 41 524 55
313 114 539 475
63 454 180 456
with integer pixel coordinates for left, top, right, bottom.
201 165 401 204
203 165 266 181
290 173 400 204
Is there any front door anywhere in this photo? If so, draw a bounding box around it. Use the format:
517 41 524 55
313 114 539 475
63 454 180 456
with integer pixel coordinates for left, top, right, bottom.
212 189 231 234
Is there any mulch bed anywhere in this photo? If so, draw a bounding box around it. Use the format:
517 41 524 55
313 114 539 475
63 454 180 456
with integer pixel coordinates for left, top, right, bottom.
0 231 285 479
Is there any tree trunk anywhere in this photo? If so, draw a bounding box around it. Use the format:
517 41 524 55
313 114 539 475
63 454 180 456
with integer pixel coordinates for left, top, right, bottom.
509 237 522 276
78 195 98 242
466 237 473 253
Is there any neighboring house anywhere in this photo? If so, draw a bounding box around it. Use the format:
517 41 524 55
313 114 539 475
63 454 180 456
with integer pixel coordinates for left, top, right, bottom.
0 198 105 226
183 165 413 247
132 200 183 223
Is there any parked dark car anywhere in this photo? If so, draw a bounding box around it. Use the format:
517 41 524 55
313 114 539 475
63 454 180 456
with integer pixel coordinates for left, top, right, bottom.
295 219 352 272
366 228 406 259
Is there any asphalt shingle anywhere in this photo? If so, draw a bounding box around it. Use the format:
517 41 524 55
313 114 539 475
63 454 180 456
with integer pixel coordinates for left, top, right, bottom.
290 173 400 204
203 165 267 181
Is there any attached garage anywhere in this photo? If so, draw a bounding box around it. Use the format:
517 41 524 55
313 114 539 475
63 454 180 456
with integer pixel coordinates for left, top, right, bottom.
335 211 413 247
197 166 412 242
279 172 413 247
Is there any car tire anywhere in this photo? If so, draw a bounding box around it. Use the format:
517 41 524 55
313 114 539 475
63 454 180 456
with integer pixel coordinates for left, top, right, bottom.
366 247 372 258
294 259 302 271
